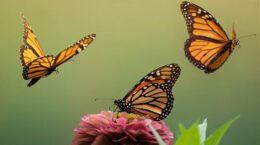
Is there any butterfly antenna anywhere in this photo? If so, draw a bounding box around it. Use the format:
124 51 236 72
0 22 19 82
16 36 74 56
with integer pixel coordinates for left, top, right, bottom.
94 98 114 102
21 14 26 26
232 23 256 40
21 13 28 23
68 59 75 63
238 34 257 40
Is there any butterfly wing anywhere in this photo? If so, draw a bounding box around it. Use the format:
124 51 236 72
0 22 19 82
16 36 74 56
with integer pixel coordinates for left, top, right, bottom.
184 37 232 73
53 34 96 67
20 45 39 67
23 56 55 87
21 15 46 76
181 1 229 40
123 64 181 120
181 1 235 73
22 15 45 58
21 16 49 87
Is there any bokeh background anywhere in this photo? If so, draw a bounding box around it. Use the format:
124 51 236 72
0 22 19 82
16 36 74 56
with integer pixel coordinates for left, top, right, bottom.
0 0 259 144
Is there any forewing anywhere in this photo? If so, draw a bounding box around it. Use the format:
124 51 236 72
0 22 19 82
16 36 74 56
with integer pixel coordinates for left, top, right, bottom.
181 1 229 41
22 15 45 57
20 45 39 67
54 34 96 67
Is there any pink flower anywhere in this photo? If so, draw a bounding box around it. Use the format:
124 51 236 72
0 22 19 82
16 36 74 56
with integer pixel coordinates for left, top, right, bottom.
72 111 173 145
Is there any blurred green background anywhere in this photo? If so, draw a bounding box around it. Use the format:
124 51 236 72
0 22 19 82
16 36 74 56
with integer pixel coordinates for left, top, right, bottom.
0 0 259 144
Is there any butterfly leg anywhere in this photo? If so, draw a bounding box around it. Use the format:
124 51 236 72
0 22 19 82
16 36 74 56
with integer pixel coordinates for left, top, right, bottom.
54 69 59 74
112 106 119 122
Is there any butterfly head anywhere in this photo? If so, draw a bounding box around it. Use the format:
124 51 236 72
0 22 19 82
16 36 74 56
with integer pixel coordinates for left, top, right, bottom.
235 39 240 47
114 99 132 113
233 34 240 48
231 27 240 48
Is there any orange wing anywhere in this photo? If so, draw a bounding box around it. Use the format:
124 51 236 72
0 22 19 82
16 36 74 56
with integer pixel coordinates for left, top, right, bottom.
20 16 49 87
20 16 45 67
116 64 181 121
54 34 96 67
23 56 55 87
20 16 96 87
22 15 45 57
20 45 39 67
23 56 55 79
181 1 237 73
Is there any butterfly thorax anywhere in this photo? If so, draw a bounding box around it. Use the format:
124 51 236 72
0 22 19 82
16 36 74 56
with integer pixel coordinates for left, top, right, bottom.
114 99 132 113
224 40 233 52
46 67 56 76
234 39 240 49
224 37 239 54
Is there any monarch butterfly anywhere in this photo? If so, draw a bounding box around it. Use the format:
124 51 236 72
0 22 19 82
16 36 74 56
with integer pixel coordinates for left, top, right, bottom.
114 64 181 121
181 1 239 73
20 16 96 87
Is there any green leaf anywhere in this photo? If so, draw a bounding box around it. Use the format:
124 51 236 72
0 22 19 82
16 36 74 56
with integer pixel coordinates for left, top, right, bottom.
198 119 208 145
179 123 187 134
147 122 166 145
205 116 240 145
175 122 200 145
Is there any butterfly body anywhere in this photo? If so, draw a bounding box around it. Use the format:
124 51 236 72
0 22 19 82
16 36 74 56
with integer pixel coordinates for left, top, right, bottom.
20 16 95 87
114 64 181 121
181 1 238 73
